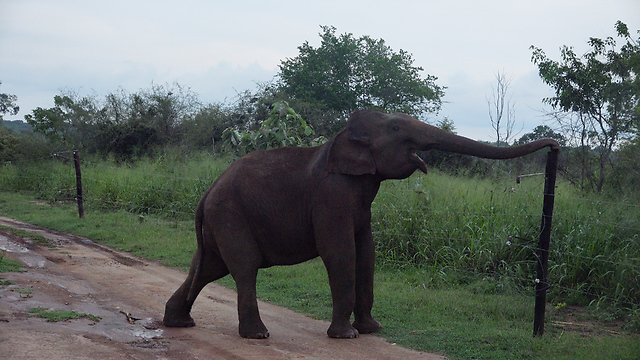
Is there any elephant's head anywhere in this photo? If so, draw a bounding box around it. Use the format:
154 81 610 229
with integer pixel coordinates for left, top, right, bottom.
327 110 559 179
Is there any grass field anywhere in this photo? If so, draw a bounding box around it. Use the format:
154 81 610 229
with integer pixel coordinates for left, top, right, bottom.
0 151 638 359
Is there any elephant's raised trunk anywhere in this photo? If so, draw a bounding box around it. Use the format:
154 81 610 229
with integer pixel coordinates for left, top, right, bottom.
421 124 560 159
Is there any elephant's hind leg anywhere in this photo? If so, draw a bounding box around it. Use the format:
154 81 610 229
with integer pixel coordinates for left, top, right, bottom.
163 248 229 327
225 246 270 339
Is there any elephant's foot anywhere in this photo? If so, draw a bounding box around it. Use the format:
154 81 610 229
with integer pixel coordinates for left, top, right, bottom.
352 317 382 334
239 320 270 339
327 322 359 339
163 309 196 328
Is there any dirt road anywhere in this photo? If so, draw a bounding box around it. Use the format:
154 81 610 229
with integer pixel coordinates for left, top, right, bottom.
0 217 444 359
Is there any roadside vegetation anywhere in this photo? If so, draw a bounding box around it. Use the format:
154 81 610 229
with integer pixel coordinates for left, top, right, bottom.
0 189 637 359
0 22 638 359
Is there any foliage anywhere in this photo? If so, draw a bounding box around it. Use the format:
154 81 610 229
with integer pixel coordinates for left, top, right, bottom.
516 125 567 146
23 83 201 159
0 128 19 162
25 93 99 147
0 171 639 358
278 26 445 118
180 102 233 150
1 153 639 318
222 101 325 154
0 82 20 121
14 28 448 156
2 120 32 134
436 117 456 133
530 21 640 192
608 136 640 196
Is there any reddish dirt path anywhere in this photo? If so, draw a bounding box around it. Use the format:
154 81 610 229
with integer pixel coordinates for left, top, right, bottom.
0 217 445 359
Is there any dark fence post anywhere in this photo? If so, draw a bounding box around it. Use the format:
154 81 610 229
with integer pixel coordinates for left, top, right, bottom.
533 148 559 336
73 150 84 219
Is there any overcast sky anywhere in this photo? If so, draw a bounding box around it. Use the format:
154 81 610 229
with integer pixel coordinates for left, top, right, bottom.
1 0 638 140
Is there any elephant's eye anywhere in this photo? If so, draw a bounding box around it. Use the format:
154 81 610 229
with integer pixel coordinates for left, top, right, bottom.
392 125 400 132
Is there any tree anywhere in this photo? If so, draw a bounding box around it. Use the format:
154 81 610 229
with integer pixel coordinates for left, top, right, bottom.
0 83 21 161
0 82 20 122
531 21 640 192
516 125 567 146
25 83 201 157
486 71 520 145
25 93 98 147
278 26 444 119
180 102 232 150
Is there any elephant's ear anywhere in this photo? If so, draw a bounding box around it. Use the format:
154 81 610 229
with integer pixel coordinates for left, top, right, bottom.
326 129 376 175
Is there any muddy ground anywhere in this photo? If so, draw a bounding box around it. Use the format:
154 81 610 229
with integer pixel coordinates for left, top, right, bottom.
0 217 444 359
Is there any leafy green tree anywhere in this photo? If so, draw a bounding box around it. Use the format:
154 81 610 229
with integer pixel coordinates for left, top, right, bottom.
222 102 323 154
516 125 567 146
24 93 98 147
92 84 200 159
611 136 640 194
25 83 201 158
0 128 18 161
531 21 640 192
278 26 444 118
0 83 21 161
0 82 20 122
436 117 456 133
180 103 232 150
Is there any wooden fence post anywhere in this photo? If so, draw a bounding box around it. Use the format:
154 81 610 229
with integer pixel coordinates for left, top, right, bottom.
73 150 84 219
533 148 559 336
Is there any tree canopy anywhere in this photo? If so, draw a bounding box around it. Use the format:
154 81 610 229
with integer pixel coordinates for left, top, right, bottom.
278 26 444 118
0 82 20 122
531 21 640 192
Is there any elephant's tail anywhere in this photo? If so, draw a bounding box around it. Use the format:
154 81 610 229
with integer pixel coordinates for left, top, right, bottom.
186 193 207 303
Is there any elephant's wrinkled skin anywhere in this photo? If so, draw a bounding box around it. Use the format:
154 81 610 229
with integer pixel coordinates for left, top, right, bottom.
164 110 559 339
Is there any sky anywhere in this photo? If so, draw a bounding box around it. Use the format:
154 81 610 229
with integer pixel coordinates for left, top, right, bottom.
1 0 638 141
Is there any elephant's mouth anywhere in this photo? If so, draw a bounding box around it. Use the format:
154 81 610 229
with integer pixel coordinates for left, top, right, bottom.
410 149 428 174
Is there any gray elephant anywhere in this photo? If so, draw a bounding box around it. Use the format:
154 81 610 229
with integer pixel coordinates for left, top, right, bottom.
164 110 559 339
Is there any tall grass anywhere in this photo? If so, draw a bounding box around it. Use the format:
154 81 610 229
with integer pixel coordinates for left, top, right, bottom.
372 172 640 317
0 150 638 325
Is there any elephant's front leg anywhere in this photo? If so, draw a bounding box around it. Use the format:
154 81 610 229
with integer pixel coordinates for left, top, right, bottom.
315 219 359 338
322 253 359 338
352 227 382 334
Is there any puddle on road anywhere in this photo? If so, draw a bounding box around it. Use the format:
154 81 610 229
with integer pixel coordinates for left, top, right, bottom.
0 234 29 253
0 235 46 268
132 326 164 339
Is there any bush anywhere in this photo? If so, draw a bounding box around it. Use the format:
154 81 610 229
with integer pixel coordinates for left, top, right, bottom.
222 102 325 154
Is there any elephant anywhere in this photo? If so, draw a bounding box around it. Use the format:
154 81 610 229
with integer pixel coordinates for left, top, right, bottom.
163 110 559 339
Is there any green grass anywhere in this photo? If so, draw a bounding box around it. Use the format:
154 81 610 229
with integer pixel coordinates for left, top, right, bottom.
28 307 101 323
0 192 196 270
0 193 637 359
0 152 638 359
0 251 24 273
0 225 54 248
12 287 33 297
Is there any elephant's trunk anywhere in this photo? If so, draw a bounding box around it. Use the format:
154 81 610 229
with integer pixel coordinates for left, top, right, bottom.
422 124 559 159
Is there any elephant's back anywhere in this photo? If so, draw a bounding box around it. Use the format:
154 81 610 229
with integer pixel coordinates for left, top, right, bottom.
202 147 320 265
